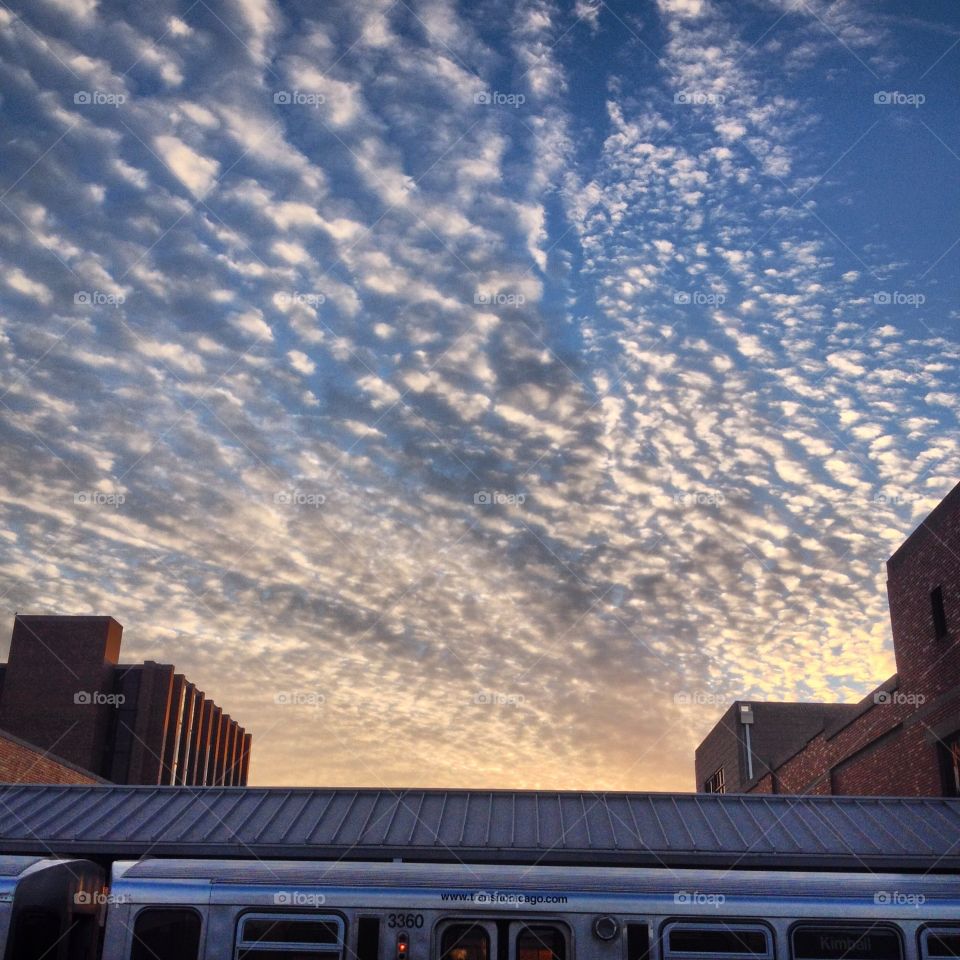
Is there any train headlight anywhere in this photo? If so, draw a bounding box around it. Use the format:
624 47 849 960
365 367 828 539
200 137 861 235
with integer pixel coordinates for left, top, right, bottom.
397 932 410 960
593 916 620 941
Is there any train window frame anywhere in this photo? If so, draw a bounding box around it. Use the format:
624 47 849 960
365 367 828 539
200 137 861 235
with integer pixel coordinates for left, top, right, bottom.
789 923 903 960
438 919 496 960
130 906 203 960
512 922 571 960
662 922 775 959
920 927 960 959
234 912 345 957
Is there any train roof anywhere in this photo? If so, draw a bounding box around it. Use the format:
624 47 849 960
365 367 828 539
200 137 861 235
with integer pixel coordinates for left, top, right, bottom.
112 859 960 899
0 856 53 878
1 785 959 871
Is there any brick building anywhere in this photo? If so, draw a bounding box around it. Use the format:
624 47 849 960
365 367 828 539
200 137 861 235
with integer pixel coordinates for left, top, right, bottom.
0 728 104 784
696 479 960 796
0 615 251 785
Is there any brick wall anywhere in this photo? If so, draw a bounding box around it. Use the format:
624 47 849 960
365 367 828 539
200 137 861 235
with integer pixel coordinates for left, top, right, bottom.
738 480 960 797
0 730 103 785
0 616 122 775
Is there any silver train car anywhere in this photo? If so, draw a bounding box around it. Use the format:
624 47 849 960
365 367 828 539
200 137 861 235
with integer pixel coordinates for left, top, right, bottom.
96 860 960 960
0 855 104 960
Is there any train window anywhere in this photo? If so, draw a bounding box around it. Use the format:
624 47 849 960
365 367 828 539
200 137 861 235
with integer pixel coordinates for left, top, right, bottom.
442 924 490 960
236 914 344 958
793 926 902 960
665 924 772 957
131 908 201 960
922 930 960 958
518 926 566 960
358 917 381 960
7 908 61 960
628 924 651 960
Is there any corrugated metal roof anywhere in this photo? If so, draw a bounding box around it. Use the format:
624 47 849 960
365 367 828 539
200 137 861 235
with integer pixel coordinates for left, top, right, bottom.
0 786 958 870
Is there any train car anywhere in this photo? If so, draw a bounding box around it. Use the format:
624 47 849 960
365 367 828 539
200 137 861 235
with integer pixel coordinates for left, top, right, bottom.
0 855 104 960
101 859 960 960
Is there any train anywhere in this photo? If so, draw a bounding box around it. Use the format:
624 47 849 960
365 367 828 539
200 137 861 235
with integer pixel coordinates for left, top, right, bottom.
3 857 958 960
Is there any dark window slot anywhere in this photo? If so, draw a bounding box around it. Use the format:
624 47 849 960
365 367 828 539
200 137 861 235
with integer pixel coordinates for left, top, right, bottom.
628 924 650 960
670 928 768 955
358 917 381 960
932 586 949 639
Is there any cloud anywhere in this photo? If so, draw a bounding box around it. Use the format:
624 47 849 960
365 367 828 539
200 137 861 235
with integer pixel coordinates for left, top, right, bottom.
0 0 955 794
153 135 220 198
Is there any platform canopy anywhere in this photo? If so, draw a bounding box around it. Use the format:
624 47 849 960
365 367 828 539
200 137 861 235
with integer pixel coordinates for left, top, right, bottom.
0 785 958 871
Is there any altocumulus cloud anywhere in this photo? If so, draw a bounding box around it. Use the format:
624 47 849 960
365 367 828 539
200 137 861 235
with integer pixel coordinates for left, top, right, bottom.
0 0 957 789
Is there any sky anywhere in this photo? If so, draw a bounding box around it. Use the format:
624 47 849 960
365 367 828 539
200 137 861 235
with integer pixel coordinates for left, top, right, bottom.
0 0 958 791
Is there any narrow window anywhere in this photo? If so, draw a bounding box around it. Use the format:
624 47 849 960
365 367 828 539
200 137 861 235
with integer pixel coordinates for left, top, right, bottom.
932 587 949 639
627 924 650 960
358 918 381 960
517 926 565 960
704 768 725 794
131 908 201 960
441 924 490 960
792 926 902 960
941 735 960 797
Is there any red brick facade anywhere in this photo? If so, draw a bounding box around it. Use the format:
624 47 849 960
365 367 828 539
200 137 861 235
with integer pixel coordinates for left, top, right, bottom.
696 479 960 796
0 729 103 784
0 615 251 785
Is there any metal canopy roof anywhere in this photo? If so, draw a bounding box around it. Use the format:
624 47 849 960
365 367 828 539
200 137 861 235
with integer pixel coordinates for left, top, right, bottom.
0 786 958 871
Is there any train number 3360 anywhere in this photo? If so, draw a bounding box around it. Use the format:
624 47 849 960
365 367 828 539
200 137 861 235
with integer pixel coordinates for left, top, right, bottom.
388 913 425 929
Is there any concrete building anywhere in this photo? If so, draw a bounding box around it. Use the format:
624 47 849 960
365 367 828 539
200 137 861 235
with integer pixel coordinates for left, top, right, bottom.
0 615 251 785
696 479 960 796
